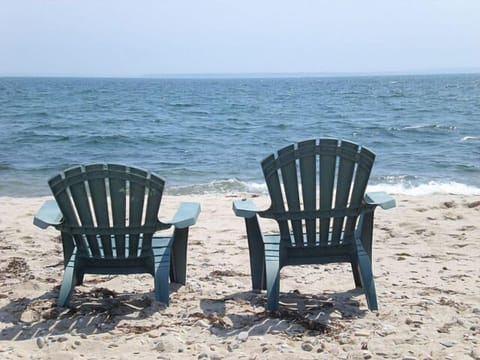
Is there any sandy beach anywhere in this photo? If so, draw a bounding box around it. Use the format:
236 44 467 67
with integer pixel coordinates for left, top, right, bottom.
0 193 479 360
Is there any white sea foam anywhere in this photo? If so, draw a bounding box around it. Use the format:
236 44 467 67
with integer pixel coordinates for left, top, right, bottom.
368 181 480 195
461 136 480 141
169 179 480 196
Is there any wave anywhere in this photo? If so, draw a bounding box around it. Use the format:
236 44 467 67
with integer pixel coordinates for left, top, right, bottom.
461 136 480 141
368 181 480 195
168 178 480 196
391 124 457 132
167 178 267 195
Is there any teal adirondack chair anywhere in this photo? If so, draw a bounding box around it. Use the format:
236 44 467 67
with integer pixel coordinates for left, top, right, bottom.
33 164 200 307
233 139 395 311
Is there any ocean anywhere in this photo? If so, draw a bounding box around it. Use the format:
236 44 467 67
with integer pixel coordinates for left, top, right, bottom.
1 74 479 197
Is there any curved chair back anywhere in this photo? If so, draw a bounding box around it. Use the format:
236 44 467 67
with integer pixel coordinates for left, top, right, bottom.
260 138 375 247
48 164 166 259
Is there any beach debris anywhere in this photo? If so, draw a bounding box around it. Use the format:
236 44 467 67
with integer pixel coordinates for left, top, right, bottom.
442 201 456 208
0 257 31 280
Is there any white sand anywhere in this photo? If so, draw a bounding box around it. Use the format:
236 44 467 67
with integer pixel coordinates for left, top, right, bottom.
0 193 479 360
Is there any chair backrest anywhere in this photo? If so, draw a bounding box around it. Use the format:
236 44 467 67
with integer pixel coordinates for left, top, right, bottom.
48 164 166 259
260 139 375 247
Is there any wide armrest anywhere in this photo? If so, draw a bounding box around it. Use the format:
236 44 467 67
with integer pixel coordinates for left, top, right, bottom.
365 191 396 210
233 198 258 218
33 200 63 229
165 202 201 229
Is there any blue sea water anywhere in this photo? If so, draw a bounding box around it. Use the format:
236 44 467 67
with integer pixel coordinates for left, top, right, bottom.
0 74 479 197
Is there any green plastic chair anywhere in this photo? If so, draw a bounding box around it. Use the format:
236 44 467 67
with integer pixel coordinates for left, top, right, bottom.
233 139 395 311
34 164 200 307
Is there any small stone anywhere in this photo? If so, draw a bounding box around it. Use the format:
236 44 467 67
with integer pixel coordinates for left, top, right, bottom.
237 331 249 342
21 310 39 323
154 341 166 352
301 342 313 352
440 340 455 348
355 331 370 337
402 356 417 360
74 340 81 346
470 349 480 360
80 333 88 339
198 352 209 360
36 337 46 349
57 336 68 343
363 352 373 359
227 344 238 352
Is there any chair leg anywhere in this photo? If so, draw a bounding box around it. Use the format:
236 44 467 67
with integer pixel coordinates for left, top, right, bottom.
152 238 173 305
170 228 188 285
75 271 85 286
245 217 266 290
57 250 78 307
264 237 281 311
351 261 362 288
61 232 75 268
355 240 378 311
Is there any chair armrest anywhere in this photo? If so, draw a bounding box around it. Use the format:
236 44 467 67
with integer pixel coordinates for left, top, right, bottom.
233 198 258 218
164 202 201 229
365 191 396 210
33 200 63 229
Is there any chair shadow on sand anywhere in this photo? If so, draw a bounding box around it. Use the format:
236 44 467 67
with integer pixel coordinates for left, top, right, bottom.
198 286 370 338
0 282 184 341
1 273 369 342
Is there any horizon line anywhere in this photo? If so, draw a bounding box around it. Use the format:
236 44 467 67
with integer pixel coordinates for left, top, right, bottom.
1 68 480 79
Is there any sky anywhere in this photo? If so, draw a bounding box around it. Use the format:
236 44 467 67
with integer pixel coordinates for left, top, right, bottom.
1 0 479 77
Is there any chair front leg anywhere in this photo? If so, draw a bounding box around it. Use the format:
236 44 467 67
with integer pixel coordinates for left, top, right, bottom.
245 216 266 291
355 238 378 311
152 238 174 305
264 237 281 311
57 248 78 307
170 227 189 285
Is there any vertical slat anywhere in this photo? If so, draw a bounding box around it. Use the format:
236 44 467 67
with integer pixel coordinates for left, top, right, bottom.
66 167 100 256
261 154 290 241
86 164 112 257
278 145 303 246
331 141 357 244
345 147 375 235
49 174 85 253
108 164 127 258
142 174 164 254
318 139 337 245
128 167 147 257
299 140 317 246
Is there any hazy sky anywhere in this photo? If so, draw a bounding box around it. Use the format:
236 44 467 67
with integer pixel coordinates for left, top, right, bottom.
1 0 479 77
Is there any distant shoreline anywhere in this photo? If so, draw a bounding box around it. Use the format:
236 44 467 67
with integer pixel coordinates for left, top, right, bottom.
1 70 480 80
